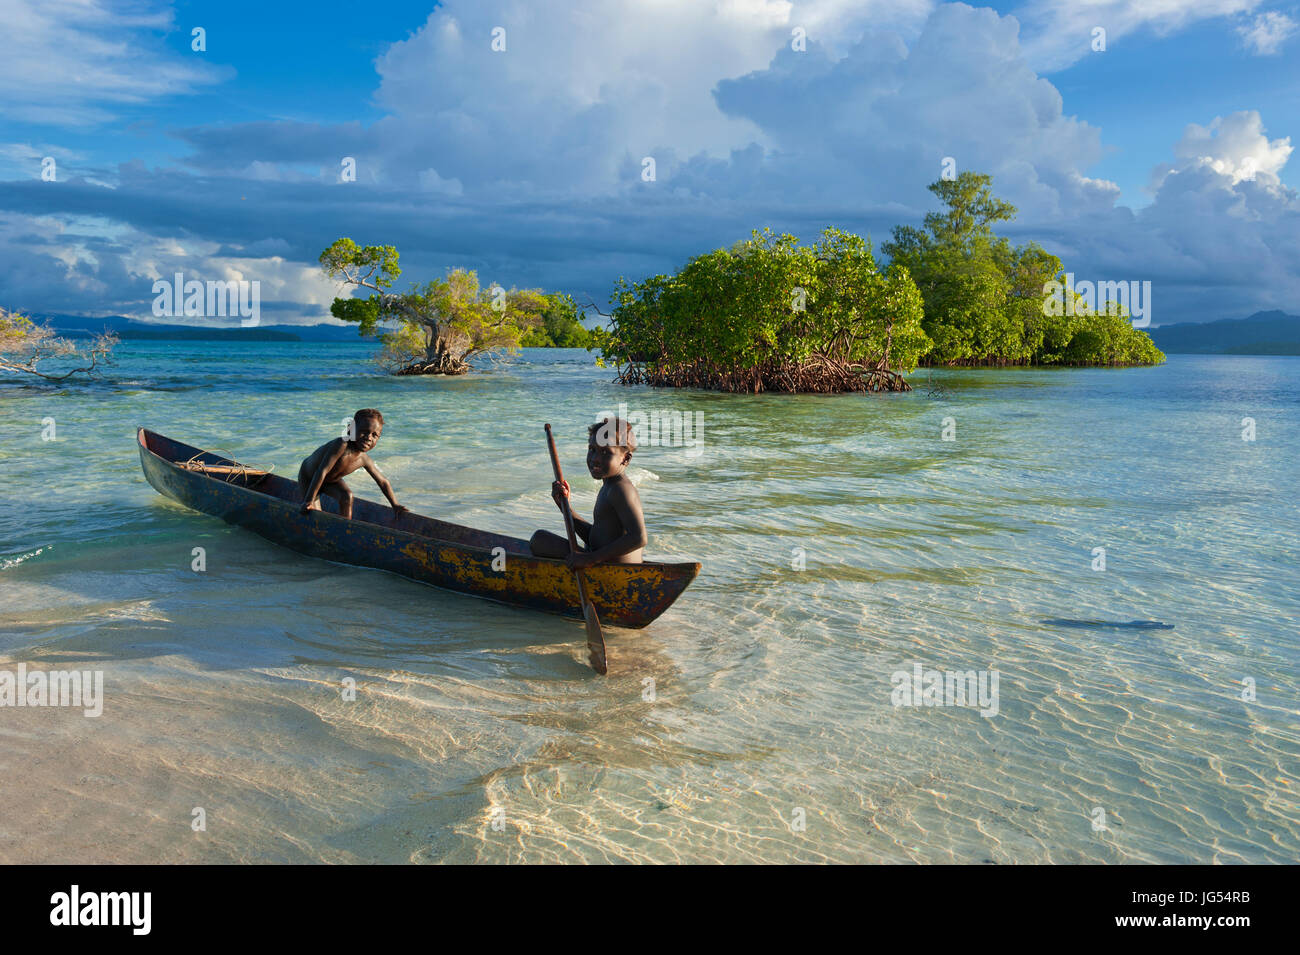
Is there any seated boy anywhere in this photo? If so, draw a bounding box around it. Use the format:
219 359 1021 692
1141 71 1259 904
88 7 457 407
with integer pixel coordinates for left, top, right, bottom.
299 408 407 520
530 417 647 568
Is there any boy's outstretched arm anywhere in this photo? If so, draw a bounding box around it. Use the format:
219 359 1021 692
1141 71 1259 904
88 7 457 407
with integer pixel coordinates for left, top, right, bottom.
301 442 345 513
363 459 408 515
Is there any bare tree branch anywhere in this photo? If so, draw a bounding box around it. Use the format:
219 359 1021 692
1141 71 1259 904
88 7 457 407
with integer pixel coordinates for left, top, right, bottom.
0 309 116 381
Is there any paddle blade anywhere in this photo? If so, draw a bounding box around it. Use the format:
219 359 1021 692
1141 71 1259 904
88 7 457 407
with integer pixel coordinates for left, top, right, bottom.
584 603 608 675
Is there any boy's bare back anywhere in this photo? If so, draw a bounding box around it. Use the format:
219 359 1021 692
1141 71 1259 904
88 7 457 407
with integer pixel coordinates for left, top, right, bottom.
300 437 370 485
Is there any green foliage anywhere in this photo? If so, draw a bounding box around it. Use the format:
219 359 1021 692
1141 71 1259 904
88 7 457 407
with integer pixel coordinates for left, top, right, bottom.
922 173 1018 246
319 238 400 337
374 320 428 372
0 306 36 349
883 172 1164 367
600 228 928 392
1035 302 1167 366
319 238 547 374
520 293 596 347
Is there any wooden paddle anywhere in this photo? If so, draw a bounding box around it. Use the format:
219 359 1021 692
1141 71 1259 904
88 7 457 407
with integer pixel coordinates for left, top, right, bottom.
545 424 608 675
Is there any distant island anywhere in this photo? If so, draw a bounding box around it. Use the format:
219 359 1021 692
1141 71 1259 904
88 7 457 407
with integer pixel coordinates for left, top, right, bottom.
28 312 592 347
1149 310 1300 355
28 314 360 342
30 310 1299 357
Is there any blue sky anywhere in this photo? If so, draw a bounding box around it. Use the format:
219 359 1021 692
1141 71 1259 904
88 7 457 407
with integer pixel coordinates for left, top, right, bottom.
1 0 1297 326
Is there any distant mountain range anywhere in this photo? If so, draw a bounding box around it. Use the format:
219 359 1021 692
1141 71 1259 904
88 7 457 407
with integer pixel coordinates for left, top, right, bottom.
1148 310 1300 355
28 313 365 342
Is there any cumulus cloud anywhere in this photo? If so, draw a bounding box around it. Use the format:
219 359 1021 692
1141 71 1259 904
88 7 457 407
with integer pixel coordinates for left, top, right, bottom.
1029 109 1298 325
0 0 1295 326
418 168 464 196
364 0 816 194
1150 111 1293 188
703 4 1119 219
168 0 932 196
0 196 342 322
1236 10 1297 54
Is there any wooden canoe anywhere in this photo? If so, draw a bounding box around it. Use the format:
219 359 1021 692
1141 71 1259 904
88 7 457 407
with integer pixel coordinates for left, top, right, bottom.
137 428 700 629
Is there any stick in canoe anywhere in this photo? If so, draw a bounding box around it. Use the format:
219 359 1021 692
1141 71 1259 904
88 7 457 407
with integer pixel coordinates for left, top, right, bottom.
544 423 608 675
179 455 271 482
180 463 270 477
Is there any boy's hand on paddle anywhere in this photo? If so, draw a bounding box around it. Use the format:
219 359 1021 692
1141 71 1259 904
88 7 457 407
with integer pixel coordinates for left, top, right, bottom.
300 502 313 515
551 479 571 509
565 551 597 570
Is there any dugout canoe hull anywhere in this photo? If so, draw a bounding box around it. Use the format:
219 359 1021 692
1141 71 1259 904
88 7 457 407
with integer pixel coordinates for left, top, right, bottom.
136 428 699 629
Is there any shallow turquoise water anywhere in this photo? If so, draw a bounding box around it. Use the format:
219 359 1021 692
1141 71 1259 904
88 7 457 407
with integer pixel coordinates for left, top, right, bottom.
0 344 1296 863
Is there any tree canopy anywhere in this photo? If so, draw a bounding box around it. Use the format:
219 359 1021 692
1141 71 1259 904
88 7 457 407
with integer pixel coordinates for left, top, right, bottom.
520 293 596 348
598 172 1163 392
319 238 548 375
599 227 928 393
882 172 1164 367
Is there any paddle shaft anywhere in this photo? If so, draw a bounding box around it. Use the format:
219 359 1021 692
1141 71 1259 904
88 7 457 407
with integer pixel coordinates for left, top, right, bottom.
544 424 607 674
545 425 585 560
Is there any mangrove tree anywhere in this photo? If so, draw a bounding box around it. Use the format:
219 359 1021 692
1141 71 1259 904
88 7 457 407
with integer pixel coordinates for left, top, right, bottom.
320 238 548 375
599 228 929 393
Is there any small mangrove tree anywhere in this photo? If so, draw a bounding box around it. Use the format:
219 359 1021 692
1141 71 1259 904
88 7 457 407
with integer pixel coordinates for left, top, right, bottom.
320 238 548 375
